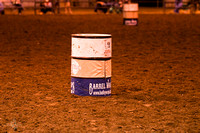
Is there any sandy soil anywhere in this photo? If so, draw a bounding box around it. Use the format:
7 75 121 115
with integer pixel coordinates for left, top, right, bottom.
0 14 200 132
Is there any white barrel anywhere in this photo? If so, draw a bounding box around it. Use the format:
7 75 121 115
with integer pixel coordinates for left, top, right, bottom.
123 3 139 26
71 34 112 58
71 33 112 96
71 58 111 78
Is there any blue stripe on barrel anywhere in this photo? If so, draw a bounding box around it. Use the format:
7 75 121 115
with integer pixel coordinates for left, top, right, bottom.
123 19 138 26
71 77 111 96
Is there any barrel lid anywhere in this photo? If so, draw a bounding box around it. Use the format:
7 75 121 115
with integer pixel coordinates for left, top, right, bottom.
72 33 111 38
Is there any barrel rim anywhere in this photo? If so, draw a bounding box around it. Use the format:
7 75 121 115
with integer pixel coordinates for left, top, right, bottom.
72 33 111 38
71 76 112 79
123 3 138 5
71 56 112 60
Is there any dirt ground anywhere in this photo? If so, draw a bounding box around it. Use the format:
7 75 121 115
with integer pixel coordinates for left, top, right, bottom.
0 14 200 132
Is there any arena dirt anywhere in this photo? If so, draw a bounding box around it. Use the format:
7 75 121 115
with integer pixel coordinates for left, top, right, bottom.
0 14 200 132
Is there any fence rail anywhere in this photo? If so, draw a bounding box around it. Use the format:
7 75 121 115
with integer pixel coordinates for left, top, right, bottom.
2 0 163 8
162 0 199 14
1 0 199 15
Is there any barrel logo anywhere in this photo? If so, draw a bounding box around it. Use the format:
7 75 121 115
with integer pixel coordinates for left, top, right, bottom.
71 59 81 75
125 19 138 25
104 40 111 56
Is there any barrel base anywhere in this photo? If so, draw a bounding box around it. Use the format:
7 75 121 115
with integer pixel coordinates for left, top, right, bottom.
71 77 111 96
123 18 138 26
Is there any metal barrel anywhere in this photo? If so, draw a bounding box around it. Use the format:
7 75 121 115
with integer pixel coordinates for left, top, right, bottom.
123 3 139 26
71 34 112 96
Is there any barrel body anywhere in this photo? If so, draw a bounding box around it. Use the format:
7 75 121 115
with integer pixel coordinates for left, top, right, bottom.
71 77 111 96
71 34 112 96
123 3 139 26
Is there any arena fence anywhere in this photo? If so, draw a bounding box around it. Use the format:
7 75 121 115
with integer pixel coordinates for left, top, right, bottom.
1 0 199 15
163 0 199 14
2 0 163 14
